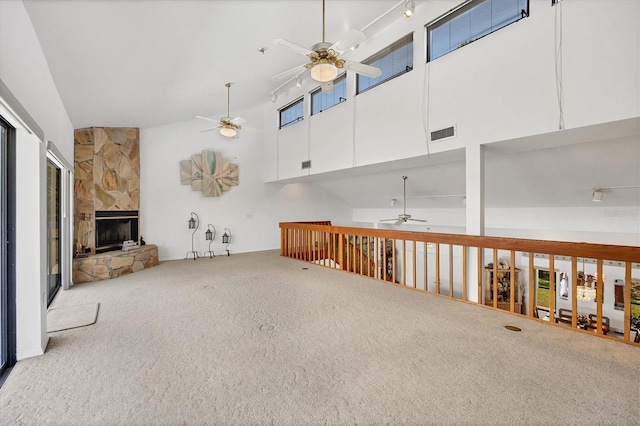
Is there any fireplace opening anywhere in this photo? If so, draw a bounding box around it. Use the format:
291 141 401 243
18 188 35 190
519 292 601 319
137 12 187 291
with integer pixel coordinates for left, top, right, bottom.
95 210 139 253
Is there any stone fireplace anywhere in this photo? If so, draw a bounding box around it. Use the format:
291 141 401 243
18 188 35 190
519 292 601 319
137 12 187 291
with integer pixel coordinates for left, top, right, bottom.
73 127 158 283
74 127 140 254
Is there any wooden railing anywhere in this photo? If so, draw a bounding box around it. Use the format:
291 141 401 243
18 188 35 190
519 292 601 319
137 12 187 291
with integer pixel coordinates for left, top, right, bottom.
280 221 640 346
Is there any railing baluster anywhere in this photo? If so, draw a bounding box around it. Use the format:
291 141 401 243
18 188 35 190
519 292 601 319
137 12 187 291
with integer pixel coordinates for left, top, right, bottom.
412 240 417 289
510 250 516 313
549 254 555 322
462 246 467 301
359 235 363 275
402 240 406 286
477 247 483 304
424 242 428 292
392 239 396 284
571 257 578 328
492 249 498 309
383 239 388 281
374 237 379 279
624 262 632 342
435 243 441 294
449 244 454 298
596 259 603 334
528 252 535 317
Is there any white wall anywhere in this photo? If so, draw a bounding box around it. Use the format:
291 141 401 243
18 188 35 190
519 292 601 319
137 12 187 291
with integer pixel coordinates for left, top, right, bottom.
353 205 639 246
0 0 75 359
140 105 352 261
267 0 640 179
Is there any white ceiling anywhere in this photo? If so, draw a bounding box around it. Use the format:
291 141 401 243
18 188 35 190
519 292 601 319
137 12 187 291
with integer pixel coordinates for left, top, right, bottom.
23 0 405 129
22 0 640 209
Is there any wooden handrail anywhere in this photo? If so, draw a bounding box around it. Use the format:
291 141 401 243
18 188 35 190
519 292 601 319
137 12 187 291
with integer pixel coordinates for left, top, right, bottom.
280 223 640 263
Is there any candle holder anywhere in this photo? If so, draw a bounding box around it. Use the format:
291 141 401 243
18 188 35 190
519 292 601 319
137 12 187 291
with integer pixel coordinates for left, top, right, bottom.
204 224 216 258
222 228 231 256
185 212 199 260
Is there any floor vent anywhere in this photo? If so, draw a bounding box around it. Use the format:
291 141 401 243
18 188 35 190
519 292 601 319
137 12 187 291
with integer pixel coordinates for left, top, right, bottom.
301 160 311 169
431 126 455 142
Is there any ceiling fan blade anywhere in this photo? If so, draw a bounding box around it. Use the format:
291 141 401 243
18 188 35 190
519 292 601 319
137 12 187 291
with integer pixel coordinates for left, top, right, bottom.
196 115 220 123
379 218 400 222
272 63 307 81
230 117 246 125
394 219 404 226
407 218 428 223
198 126 219 133
344 60 382 78
330 29 366 54
274 39 314 56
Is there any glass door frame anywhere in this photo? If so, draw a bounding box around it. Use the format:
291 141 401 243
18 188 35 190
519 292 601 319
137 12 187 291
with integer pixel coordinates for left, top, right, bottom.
0 116 16 387
46 142 73 295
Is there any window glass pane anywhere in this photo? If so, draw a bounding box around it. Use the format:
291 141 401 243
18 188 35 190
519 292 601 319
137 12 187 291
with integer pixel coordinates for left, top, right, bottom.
357 34 413 94
311 75 346 115
427 0 528 62
279 99 304 128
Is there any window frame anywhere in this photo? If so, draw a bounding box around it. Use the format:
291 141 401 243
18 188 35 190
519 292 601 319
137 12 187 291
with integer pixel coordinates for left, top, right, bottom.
278 97 305 129
356 33 414 95
426 0 530 62
310 73 347 116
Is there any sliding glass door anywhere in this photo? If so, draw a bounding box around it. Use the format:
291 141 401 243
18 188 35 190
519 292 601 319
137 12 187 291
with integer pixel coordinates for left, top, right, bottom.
47 159 61 306
0 117 16 386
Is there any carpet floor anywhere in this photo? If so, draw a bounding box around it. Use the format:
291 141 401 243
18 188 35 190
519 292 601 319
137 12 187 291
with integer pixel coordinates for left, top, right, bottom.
0 250 638 425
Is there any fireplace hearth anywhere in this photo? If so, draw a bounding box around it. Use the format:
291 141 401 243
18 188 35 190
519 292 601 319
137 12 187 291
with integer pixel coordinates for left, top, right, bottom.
95 210 139 253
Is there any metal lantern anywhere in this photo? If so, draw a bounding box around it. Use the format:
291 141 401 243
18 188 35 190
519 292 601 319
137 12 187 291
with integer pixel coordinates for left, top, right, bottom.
185 212 199 260
204 224 216 258
222 228 231 256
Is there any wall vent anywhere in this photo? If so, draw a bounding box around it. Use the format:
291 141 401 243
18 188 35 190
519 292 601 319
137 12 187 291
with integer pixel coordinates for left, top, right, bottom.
431 126 455 142
301 160 311 169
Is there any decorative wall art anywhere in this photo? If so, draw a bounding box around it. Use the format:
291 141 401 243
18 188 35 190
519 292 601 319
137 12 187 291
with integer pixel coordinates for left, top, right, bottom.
180 150 239 197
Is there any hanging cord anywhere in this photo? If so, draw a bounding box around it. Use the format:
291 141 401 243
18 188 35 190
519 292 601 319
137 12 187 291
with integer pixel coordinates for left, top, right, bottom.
421 61 431 156
554 2 565 130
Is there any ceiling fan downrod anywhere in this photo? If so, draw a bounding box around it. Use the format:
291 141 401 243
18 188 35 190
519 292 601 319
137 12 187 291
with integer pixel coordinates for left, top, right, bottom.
402 175 408 215
225 82 231 118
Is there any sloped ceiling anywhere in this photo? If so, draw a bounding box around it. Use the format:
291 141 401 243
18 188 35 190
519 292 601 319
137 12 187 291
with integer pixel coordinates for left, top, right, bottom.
22 1 640 210
23 0 403 129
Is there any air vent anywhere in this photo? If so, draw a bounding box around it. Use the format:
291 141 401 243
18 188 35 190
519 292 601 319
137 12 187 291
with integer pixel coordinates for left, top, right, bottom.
431 126 455 142
301 160 311 169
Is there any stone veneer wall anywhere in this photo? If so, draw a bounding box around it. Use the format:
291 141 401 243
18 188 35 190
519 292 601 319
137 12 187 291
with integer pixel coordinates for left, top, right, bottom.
74 127 140 253
72 244 159 284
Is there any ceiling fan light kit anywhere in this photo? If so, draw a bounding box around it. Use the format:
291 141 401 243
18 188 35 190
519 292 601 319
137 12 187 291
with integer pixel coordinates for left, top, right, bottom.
220 127 237 138
310 63 338 82
272 0 381 88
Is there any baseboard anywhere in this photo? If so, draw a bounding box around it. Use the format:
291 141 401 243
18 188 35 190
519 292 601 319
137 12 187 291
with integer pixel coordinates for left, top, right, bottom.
16 341 47 361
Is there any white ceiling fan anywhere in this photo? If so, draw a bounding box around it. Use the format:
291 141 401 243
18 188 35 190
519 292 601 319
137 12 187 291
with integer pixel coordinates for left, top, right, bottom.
196 82 246 138
272 0 382 86
380 176 428 226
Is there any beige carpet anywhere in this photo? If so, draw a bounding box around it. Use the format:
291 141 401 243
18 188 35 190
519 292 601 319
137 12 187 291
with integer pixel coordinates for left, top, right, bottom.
46 303 99 333
0 250 638 425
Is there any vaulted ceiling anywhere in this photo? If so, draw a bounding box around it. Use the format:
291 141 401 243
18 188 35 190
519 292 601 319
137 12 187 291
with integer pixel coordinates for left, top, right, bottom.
22 1 640 209
23 0 403 129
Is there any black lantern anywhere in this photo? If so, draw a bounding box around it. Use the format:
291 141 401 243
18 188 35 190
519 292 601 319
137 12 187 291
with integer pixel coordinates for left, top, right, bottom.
222 228 231 256
185 212 199 260
204 224 216 258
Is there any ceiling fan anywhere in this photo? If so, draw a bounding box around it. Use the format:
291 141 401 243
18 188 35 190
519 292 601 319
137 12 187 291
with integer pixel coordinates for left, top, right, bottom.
272 0 382 85
380 176 428 226
196 82 246 138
